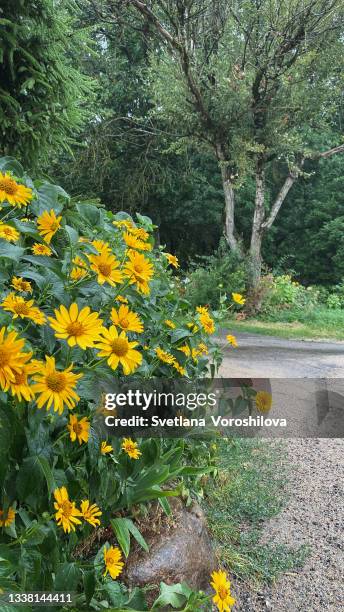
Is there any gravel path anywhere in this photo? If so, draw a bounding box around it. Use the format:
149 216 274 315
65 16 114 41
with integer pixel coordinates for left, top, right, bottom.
217 333 344 611
232 438 344 612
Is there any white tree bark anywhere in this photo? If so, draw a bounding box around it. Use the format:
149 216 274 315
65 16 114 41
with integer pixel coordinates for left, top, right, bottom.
249 163 265 287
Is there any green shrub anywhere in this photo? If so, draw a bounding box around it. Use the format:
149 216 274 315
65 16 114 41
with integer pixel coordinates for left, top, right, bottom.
0 157 228 610
261 274 319 314
184 242 248 310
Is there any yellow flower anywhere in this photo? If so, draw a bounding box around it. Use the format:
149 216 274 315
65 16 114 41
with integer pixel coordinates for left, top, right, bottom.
187 322 199 332
0 506 16 527
103 545 124 580
80 500 102 527
164 319 175 329
198 342 208 355
110 305 143 333
173 361 186 376
124 250 153 294
155 347 176 365
1 293 46 325
165 253 179 268
11 276 32 293
211 570 236 612
232 292 245 305
199 312 215 334
123 231 151 251
31 242 52 256
192 348 200 362
70 256 88 281
116 295 128 304
67 414 90 445
31 355 82 415
0 172 32 207
226 334 238 348
91 239 112 254
128 226 150 241
8 362 35 402
255 391 272 413
37 209 62 244
88 251 123 286
178 344 191 357
113 219 134 231
101 441 113 455
95 326 142 374
0 327 32 391
196 306 209 315
48 303 104 349
53 486 82 533
121 437 142 459
0 223 20 242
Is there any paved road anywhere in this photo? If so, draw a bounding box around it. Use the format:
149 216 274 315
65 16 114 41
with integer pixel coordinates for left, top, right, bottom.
218 331 344 378
217 331 344 437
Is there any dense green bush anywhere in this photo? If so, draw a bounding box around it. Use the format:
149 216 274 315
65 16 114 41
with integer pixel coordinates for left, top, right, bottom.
260 274 320 314
184 243 248 310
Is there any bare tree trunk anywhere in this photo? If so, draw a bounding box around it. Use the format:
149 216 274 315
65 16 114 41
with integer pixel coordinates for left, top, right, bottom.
216 143 240 252
249 161 265 288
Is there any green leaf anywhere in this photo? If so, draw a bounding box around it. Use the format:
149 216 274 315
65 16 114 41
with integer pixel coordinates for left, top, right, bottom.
83 570 96 605
125 519 149 553
64 224 79 244
103 581 126 607
31 183 64 216
16 457 44 507
76 202 101 226
110 518 130 558
152 582 191 609
0 241 24 261
158 497 172 516
39 325 56 354
54 562 81 591
170 329 191 344
0 156 24 176
35 456 55 495
22 255 66 280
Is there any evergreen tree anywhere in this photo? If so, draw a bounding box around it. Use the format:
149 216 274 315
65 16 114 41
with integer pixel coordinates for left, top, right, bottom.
0 0 93 167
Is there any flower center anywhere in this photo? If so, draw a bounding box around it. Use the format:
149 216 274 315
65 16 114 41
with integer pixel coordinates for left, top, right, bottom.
119 317 129 328
3 227 14 236
14 370 26 385
0 347 10 368
13 302 30 315
218 586 229 600
50 221 59 231
46 372 67 392
73 423 83 435
134 263 144 273
111 337 128 357
66 321 84 337
98 263 111 277
0 177 18 195
61 500 73 517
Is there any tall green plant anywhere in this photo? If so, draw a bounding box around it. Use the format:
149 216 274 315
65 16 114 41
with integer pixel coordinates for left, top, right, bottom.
0 0 93 167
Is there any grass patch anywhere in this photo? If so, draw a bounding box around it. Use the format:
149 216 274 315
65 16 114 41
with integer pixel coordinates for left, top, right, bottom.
205 439 308 585
226 307 344 340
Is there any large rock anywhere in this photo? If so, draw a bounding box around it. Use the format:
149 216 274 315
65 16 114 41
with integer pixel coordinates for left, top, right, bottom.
124 497 216 592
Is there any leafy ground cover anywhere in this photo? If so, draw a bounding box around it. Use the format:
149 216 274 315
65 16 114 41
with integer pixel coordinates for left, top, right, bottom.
227 308 344 341
206 440 308 587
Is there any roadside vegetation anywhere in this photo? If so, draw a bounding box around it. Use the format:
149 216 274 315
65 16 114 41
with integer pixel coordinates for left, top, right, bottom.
206 440 309 590
184 250 344 341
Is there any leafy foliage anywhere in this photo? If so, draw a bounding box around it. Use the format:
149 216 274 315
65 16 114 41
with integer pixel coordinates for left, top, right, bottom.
0 158 225 610
0 0 93 167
